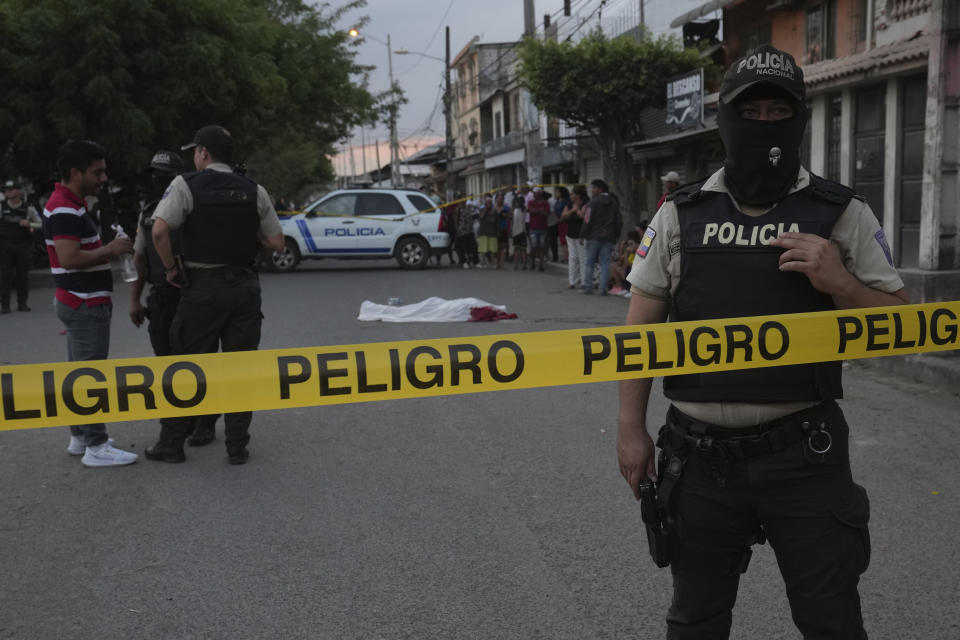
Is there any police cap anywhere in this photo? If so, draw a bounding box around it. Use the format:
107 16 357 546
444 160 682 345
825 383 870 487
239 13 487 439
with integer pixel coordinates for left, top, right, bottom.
149 150 185 174
720 45 805 105
181 125 234 161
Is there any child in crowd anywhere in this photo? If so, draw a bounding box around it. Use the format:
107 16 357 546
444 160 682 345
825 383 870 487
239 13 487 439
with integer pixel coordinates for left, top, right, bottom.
608 230 640 296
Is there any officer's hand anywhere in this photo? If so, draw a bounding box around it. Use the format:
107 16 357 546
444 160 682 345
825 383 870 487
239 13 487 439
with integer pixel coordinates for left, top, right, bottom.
770 232 855 296
617 426 657 500
130 302 145 328
106 236 134 257
165 264 182 288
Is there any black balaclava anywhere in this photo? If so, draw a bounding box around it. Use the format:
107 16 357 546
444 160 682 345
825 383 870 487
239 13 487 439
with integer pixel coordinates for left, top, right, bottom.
149 171 176 200
717 45 808 207
719 84 808 207
146 150 184 201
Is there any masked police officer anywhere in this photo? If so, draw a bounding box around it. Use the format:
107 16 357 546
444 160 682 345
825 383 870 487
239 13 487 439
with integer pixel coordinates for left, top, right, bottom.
618 46 908 639
130 150 219 447
0 180 42 313
144 126 283 465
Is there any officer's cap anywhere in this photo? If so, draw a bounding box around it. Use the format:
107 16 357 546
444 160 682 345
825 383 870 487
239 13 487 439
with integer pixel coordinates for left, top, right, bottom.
720 45 805 105
3 179 20 190
181 125 234 156
149 150 185 174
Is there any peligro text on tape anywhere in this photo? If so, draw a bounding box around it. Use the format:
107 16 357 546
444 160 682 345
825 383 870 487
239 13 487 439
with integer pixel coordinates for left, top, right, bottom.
1 302 958 431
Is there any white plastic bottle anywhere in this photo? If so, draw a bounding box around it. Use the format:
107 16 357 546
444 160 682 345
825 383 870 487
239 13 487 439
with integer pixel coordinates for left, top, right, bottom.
110 223 138 283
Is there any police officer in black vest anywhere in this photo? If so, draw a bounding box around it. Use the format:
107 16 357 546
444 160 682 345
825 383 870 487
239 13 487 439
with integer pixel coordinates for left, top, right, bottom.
619 46 908 639
131 150 219 446
144 126 283 465
0 180 42 313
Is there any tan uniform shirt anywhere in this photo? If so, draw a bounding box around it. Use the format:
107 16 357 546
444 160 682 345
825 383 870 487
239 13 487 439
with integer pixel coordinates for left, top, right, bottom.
627 167 904 427
151 162 282 268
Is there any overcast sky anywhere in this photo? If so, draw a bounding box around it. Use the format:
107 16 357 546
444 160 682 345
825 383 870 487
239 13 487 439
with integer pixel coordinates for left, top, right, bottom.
335 0 710 174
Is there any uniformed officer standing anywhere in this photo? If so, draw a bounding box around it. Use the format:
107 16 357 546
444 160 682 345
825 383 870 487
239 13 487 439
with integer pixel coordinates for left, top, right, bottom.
130 150 219 446
144 126 283 465
618 46 908 639
0 180 42 313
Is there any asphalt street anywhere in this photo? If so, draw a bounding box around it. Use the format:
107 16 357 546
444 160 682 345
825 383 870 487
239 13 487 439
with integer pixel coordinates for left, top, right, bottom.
1 258 958 639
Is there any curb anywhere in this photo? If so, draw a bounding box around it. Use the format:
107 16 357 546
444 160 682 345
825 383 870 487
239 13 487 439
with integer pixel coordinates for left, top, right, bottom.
857 351 960 394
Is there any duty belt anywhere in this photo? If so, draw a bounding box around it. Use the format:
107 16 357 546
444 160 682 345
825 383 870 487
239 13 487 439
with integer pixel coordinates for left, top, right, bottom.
188 264 256 282
666 400 836 463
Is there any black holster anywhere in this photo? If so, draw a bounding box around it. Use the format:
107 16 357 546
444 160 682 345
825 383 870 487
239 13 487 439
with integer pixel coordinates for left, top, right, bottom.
639 478 671 568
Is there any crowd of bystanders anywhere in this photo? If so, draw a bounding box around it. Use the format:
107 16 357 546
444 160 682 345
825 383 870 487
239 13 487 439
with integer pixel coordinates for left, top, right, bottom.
432 180 638 296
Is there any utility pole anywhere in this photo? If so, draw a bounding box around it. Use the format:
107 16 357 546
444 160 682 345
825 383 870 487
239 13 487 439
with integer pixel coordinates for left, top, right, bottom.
349 143 357 186
388 33 401 189
639 0 645 41
445 26 454 204
361 127 367 178
524 0 535 37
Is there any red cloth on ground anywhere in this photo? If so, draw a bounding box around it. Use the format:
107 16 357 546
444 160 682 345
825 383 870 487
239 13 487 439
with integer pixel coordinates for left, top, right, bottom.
469 306 518 322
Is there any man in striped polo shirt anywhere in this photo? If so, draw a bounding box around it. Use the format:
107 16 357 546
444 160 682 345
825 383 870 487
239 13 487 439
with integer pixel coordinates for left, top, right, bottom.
44 140 138 467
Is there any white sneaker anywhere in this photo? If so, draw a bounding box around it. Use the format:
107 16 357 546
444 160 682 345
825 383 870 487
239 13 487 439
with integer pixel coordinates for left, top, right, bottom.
68 436 114 455
81 442 138 467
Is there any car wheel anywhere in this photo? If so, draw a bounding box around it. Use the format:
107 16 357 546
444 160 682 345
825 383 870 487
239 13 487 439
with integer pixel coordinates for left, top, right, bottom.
395 236 430 269
271 238 301 272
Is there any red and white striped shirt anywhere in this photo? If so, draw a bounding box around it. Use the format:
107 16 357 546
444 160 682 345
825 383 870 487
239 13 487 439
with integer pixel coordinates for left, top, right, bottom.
43 183 113 308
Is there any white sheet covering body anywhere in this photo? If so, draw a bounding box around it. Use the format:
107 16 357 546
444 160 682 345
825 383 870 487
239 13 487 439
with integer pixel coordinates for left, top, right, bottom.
357 297 508 322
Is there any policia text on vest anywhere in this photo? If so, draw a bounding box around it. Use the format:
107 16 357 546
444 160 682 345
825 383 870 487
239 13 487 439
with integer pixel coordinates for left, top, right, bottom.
1 302 957 431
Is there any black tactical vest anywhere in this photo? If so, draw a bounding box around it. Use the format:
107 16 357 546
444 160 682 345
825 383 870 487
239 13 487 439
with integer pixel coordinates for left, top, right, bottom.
139 201 182 285
663 175 856 403
181 170 259 265
0 201 33 243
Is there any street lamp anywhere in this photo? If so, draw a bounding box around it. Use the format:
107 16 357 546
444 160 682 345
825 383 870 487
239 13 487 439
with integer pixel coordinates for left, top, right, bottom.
394 26 454 204
349 29 401 188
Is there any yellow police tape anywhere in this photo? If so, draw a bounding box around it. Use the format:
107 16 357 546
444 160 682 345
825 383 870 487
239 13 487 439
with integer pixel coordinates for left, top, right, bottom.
1 301 957 431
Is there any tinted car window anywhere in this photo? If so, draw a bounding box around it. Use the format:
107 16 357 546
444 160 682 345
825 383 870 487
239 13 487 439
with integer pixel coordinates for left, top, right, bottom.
406 194 437 213
356 193 405 216
311 194 357 216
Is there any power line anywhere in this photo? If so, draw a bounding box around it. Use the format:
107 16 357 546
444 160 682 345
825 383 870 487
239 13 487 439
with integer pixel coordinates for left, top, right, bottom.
466 0 604 88
563 0 609 42
396 0 457 76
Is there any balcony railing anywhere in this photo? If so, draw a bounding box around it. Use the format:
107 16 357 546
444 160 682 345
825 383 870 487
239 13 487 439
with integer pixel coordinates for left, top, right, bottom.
888 0 932 21
482 130 525 157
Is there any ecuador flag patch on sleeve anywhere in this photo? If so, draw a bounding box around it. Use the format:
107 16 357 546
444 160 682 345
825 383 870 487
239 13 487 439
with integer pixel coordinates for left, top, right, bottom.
637 227 656 258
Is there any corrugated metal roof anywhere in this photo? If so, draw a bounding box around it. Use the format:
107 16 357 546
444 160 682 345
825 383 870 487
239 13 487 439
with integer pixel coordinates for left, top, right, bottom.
804 33 932 86
670 0 743 29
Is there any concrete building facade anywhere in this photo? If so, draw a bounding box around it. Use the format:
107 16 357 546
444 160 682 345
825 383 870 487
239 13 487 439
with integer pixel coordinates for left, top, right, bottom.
673 0 960 301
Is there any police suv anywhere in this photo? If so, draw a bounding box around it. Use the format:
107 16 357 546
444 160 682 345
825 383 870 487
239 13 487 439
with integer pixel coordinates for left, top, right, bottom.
268 188 450 271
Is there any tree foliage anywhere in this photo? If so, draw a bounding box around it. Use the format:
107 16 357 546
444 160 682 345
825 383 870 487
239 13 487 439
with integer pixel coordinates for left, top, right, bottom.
0 0 377 200
518 30 707 225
